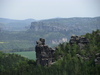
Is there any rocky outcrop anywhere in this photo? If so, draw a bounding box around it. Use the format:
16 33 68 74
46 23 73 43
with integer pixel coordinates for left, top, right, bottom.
76 54 90 61
35 38 55 66
69 35 89 49
95 53 100 65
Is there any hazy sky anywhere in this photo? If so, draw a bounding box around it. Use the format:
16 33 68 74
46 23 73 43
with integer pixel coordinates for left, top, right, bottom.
0 0 100 20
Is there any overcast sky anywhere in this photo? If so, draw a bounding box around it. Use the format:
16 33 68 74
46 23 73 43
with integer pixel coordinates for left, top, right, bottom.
0 0 100 20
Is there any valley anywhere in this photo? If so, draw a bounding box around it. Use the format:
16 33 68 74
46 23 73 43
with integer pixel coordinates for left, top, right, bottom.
0 17 100 52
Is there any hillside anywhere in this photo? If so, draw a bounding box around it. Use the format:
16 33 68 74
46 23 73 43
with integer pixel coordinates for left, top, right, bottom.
28 17 100 45
30 17 100 35
0 30 100 75
0 17 100 52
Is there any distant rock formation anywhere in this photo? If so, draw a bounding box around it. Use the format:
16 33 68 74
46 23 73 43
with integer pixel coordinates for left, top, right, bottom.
52 38 67 44
69 35 89 49
30 17 100 33
30 22 67 32
35 38 55 66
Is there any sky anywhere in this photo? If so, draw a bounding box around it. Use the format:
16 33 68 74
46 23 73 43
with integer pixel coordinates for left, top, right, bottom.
0 0 100 20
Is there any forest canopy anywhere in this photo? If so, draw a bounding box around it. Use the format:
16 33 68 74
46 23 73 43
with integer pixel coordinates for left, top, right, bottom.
0 30 100 75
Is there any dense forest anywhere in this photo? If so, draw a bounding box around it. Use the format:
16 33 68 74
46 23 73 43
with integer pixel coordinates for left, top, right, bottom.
0 30 100 75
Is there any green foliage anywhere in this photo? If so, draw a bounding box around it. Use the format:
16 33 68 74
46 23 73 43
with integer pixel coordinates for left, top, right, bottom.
0 30 100 75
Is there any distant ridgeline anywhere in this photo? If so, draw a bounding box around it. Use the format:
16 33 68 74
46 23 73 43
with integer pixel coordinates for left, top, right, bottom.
30 17 100 34
29 17 100 45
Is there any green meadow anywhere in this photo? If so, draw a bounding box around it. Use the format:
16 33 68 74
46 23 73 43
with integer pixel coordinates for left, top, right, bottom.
14 51 36 60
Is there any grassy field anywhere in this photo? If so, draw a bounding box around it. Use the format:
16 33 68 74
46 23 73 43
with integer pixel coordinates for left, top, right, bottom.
14 51 36 60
